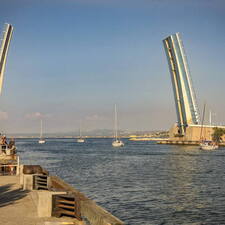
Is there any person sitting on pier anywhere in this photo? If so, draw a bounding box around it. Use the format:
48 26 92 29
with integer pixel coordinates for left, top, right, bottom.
0 134 3 145
8 138 15 149
8 138 16 155
0 135 7 145
2 135 7 145
0 135 7 154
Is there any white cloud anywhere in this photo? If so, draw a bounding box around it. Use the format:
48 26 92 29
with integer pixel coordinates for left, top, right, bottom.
0 111 8 120
25 112 52 120
85 114 107 121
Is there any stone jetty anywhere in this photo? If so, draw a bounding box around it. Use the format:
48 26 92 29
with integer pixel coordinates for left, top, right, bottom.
0 164 124 225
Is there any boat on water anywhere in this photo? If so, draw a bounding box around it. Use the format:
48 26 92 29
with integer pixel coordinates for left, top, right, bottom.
77 138 85 143
199 103 218 150
200 141 218 150
38 139 46 144
112 139 124 147
112 104 124 147
77 126 85 143
38 119 46 144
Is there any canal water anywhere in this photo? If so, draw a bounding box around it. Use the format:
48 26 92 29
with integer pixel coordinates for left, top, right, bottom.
17 138 225 225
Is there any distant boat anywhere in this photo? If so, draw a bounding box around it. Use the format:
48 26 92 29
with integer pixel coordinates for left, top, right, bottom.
77 126 85 143
199 103 218 150
200 141 218 150
38 119 46 144
112 104 124 147
77 138 85 143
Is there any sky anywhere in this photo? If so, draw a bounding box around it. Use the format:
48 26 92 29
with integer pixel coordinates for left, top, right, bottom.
0 0 225 134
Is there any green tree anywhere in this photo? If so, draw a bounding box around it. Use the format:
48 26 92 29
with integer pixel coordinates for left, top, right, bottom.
212 127 225 143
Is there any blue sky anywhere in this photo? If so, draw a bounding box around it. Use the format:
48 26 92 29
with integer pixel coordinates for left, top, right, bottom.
0 0 225 133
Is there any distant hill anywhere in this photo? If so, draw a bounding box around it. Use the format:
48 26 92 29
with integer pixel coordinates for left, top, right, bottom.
5 129 168 138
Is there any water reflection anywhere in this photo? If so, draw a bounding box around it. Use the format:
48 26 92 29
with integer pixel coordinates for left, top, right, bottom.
163 146 225 224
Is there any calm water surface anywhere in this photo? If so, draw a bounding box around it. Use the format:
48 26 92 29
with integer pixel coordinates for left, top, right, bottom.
17 138 225 225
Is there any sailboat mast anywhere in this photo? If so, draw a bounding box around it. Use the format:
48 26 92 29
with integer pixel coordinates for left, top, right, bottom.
209 110 212 126
114 104 118 140
40 119 43 139
79 121 82 138
200 103 206 141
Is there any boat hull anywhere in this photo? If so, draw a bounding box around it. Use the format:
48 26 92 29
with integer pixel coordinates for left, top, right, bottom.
38 140 46 144
200 145 218 150
77 139 85 143
112 140 124 147
199 141 218 150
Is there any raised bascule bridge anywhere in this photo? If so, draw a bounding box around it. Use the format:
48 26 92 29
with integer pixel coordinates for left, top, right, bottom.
0 23 13 94
0 24 18 170
160 32 225 144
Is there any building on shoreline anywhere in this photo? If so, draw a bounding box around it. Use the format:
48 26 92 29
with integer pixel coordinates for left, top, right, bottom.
169 124 225 142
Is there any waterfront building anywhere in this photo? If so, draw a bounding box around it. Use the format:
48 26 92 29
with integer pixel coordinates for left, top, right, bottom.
169 124 225 142
163 33 200 136
0 23 13 94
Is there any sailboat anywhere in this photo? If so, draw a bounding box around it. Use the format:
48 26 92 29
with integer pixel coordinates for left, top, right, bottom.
199 104 218 150
38 119 46 144
77 126 85 143
112 104 124 147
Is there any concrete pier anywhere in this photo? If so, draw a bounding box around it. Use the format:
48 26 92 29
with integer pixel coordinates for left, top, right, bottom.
157 140 200 145
157 139 225 146
0 175 84 225
0 164 124 225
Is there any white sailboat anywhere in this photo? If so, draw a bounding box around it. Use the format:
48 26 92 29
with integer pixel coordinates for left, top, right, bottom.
38 119 46 144
77 126 85 143
112 104 124 147
200 141 218 150
199 104 218 150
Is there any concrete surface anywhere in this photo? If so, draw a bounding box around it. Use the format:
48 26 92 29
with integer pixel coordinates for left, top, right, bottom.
37 191 67 217
0 175 85 225
23 174 34 190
